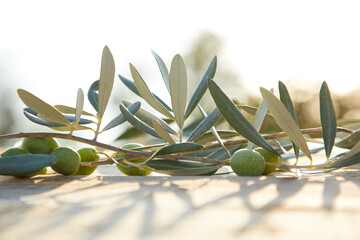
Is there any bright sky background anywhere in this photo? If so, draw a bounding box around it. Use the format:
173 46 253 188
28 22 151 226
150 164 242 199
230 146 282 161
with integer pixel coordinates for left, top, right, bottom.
1 0 360 140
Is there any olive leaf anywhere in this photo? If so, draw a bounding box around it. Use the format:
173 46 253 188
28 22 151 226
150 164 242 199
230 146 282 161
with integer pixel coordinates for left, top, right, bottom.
185 56 217 119
187 107 222 142
146 159 219 176
169 54 187 130
0 154 56 177
260 87 312 161
278 81 300 161
152 120 176 144
54 105 95 117
75 88 84 125
146 142 204 162
335 129 360 149
119 104 161 139
130 63 174 119
319 81 337 160
208 79 278 155
152 50 170 93
193 130 239 145
98 46 115 118
87 80 99 113
118 74 172 111
330 150 360 168
247 89 273 150
101 102 141 132
123 100 176 135
23 108 93 131
17 89 70 125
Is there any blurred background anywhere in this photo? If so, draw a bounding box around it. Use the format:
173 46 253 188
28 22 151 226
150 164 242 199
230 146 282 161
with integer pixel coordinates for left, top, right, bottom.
1 0 360 147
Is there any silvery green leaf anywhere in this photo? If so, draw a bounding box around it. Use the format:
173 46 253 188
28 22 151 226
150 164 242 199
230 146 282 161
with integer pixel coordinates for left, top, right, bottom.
260 87 311 160
194 130 239 145
319 81 337 160
17 89 69 125
185 56 217 119
335 129 360 149
120 104 161 139
146 142 204 161
169 54 187 129
208 79 277 155
123 100 176 135
146 159 219 176
23 108 93 131
187 107 222 142
98 46 115 118
247 89 272 150
279 81 300 160
0 154 56 178
101 102 141 132
75 88 84 125
118 74 172 112
152 50 170 93
130 64 174 119
54 105 95 117
87 80 99 113
152 120 176 144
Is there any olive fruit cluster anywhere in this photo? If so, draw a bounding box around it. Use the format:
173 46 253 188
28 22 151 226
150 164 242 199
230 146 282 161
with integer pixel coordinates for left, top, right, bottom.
1 137 100 176
230 148 280 176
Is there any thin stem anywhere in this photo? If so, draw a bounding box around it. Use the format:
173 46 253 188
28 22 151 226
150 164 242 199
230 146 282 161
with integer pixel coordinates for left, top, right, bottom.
203 127 353 150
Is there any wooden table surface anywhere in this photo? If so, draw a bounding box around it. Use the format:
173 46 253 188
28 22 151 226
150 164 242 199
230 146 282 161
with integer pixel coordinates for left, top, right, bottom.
1 165 360 240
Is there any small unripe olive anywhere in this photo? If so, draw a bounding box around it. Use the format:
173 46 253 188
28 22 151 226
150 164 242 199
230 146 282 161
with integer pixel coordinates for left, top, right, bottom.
230 149 265 176
115 143 151 176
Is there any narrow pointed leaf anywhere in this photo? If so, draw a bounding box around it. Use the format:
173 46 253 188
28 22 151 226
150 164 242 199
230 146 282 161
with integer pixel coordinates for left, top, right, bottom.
146 159 219 176
208 145 244 160
198 105 230 157
147 142 204 161
23 109 93 131
87 80 99 113
279 81 300 160
169 54 187 129
208 79 277 155
101 102 141 132
54 105 95 117
120 104 161 139
335 129 360 149
193 130 239 144
185 56 217 119
333 139 360 165
118 74 172 111
260 87 312 160
319 81 337 159
330 150 360 168
75 88 84 125
98 46 115 117
17 89 69 125
152 50 170 93
237 105 282 133
0 154 56 177
130 64 173 119
247 89 272 150
187 107 222 142
123 100 176 135
152 120 176 144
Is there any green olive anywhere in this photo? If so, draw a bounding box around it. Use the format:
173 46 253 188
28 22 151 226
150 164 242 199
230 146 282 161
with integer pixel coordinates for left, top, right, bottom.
22 137 59 154
230 149 265 176
254 148 280 174
50 147 80 175
73 147 100 175
115 143 151 176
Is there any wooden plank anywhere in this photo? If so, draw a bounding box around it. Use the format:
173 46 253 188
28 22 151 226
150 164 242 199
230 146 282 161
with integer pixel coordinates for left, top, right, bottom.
1 166 360 240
